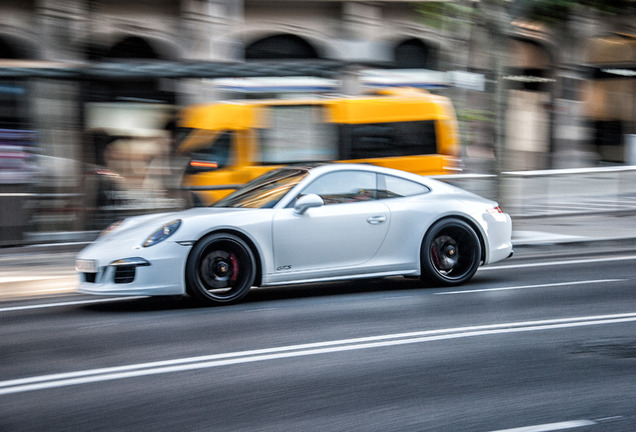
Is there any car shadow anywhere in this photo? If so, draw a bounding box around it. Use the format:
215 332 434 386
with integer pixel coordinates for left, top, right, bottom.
80 295 200 312
81 277 427 312
244 277 424 303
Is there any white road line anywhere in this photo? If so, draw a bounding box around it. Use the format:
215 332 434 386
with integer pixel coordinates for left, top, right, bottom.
0 275 74 283
486 419 596 432
1 312 636 396
438 279 626 295
480 254 636 271
0 296 148 312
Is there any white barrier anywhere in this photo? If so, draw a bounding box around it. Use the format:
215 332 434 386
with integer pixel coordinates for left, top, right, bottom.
435 166 636 217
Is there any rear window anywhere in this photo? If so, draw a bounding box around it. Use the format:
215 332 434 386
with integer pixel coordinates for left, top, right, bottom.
377 174 430 199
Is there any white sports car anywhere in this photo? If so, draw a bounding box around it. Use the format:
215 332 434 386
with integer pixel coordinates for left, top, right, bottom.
76 164 512 305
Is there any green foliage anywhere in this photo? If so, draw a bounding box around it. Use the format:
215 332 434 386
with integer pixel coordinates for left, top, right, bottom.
522 0 631 23
581 0 633 14
524 0 574 23
416 0 632 28
457 108 494 123
415 2 479 29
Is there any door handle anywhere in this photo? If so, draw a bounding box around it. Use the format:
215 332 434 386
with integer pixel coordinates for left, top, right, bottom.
367 215 387 225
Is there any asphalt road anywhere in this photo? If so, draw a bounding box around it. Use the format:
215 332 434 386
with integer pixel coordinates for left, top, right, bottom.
2 251 636 432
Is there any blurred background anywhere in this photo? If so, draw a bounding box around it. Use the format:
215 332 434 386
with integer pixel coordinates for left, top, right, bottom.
0 0 634 247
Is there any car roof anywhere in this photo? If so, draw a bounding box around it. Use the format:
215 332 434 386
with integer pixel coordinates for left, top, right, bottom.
270 162 468 210
295 163 434 184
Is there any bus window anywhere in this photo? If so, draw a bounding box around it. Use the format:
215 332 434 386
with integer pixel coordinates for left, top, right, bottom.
258 105 337 164
340 120 437 160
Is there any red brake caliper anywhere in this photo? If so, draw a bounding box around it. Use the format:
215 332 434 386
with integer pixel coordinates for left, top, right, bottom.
431 246 441 267
229 253 239 284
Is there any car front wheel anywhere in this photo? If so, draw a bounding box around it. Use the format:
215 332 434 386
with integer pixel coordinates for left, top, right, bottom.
421 218 481 286
186 233 256 305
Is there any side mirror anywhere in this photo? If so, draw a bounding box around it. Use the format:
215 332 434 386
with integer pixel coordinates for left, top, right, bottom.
294 194 324 215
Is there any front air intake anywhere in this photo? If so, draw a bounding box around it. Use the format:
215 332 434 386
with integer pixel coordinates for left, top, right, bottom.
114 266 136 284
83 272 97 283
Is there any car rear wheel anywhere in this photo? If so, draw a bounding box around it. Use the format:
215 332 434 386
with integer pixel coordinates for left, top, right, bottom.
421 218 481 286
186 233 256 305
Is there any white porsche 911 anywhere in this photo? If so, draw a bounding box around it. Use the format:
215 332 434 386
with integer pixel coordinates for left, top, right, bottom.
76 164 512 305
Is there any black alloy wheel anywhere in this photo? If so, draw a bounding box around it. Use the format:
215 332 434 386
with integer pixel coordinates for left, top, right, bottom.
186 233 256 305
421 218 481 286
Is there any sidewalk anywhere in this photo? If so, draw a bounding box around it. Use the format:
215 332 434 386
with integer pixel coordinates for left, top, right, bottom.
1 212 635 300
511 212 636 258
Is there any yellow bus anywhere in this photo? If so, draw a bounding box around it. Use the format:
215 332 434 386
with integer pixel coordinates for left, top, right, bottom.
177 87 460 205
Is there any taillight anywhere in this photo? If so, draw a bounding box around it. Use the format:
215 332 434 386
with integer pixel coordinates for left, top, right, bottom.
487 206 503 214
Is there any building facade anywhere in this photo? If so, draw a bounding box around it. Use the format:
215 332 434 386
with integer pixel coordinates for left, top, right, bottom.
0 0 634 240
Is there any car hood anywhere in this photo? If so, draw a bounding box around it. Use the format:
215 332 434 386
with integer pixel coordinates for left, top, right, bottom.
95 207 261 244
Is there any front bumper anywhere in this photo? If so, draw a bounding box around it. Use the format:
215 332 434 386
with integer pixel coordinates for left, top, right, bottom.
76 241 190 296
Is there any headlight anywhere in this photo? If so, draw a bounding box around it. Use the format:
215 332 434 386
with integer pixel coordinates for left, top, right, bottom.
143 220 182 248
99 220 123 238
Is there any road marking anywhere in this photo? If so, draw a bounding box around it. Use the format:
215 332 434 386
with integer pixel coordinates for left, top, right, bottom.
487 419 596 432
480 254 636 271
438 279 626 295
0 296 148 313
1 312 636 396
0 275 74 283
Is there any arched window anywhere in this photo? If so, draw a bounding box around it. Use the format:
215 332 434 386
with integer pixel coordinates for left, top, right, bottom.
0 38 25 59
246 34 319 60
84 36 173 103
106 36 160 59
394 39 435 69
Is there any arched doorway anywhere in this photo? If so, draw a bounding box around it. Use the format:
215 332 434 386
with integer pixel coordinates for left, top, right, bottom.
0 35 31 129
584 33 636 164
0 34 38 244
504 38 554 170
82 35 179 229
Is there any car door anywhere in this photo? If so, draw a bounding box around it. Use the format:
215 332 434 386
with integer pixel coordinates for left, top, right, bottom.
272 170 390 276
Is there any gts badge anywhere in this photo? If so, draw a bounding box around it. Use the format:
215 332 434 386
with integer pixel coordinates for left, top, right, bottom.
276 265 292 271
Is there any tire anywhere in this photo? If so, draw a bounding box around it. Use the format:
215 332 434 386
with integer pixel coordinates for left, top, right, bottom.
186 233 256 305
420 218 481 286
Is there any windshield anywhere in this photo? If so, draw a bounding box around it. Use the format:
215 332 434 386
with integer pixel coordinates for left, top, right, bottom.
174 127 194 147
213 168 309 208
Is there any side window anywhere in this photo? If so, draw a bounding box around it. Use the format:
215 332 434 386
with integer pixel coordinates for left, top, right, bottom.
185 131 233 174
300 171 377 205
377 174 430 199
